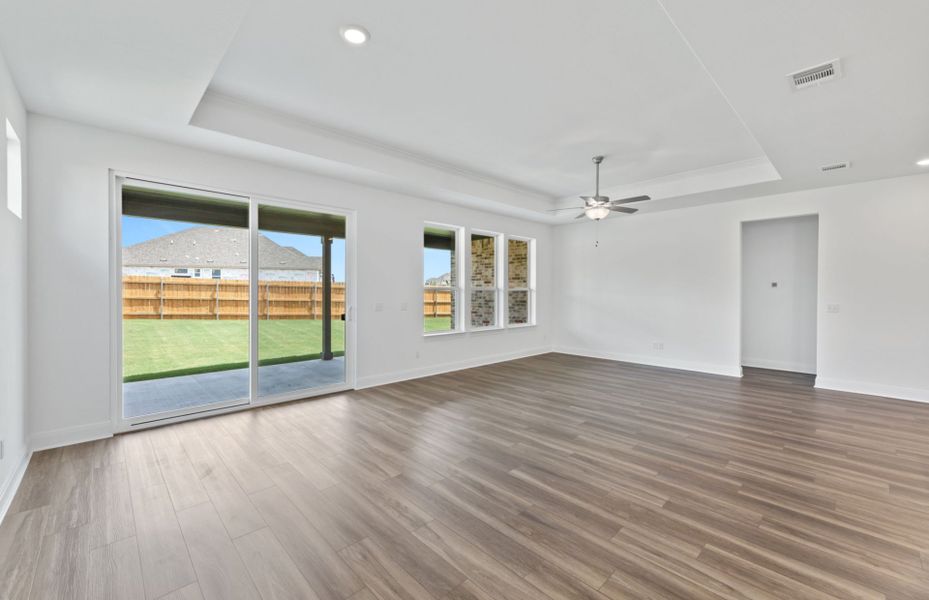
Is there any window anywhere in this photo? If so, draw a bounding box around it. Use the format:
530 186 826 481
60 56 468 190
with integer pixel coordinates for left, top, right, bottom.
507 237 534 326
470 231 501 328
6 119 22 218
194 268 201 278
423 224 461 333
172 268 191 278
212 268 222 279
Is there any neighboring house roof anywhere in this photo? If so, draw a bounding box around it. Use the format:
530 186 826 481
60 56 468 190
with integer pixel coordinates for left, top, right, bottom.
123 226 322 271
425 272 452 286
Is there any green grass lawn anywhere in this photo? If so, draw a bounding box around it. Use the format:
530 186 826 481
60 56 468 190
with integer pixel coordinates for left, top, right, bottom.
123 319 345 382
124 317 454 381
424 316 453 332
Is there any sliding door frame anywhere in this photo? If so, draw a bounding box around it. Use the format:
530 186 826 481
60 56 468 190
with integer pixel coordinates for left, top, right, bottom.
252 194 356 406
109 170 357 433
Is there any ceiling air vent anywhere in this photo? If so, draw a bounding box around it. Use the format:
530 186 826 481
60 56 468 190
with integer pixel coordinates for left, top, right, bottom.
820 161 850 173
789 59 842 90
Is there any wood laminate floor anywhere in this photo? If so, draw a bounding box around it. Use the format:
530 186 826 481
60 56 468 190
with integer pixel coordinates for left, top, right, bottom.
3 353 929 599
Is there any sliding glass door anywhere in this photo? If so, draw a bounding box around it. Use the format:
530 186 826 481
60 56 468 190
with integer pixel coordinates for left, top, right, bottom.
257 204 346 399
118 178 350 425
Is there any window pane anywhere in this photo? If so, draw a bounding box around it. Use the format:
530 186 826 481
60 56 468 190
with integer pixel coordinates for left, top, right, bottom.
471 290 496 327
121 183 250 419
470 233 496 327
258 205 346 398
470 233 495 287
424 226 457 332
508 290 529 325
508 239 529 288
423 288 456 332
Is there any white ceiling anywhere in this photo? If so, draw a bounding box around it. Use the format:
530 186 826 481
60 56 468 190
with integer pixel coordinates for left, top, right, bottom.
208 0 766 198
1 0 927 221
0 0 248 129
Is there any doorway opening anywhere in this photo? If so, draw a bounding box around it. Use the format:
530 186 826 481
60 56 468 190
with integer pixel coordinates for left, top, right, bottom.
741 215 818 378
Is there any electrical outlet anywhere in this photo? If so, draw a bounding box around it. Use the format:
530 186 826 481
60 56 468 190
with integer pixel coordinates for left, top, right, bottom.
400 302 408 312
826 304 840 314
374 302 384 312
653 342 664 351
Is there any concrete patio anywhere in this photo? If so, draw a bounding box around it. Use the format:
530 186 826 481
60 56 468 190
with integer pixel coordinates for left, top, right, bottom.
123 356 345 419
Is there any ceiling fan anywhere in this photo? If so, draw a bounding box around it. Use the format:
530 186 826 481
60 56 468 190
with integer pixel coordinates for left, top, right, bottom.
550 155 650 220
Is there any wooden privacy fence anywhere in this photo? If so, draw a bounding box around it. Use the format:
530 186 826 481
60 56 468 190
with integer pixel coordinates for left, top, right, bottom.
123 276 345 320
423 287 453 318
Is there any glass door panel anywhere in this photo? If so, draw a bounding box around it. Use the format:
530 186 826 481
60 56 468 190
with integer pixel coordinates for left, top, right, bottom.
120 180 250 420
257 204 346 398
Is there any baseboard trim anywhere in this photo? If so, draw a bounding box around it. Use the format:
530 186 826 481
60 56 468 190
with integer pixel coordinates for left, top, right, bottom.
356 347 552 389
0 450 32 525
741 357 816 374
814 377 929 405
554 346 743 378
30 421 113 453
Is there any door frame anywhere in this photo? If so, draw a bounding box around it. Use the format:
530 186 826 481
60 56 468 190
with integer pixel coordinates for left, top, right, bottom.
109 170 357 432
737 213 820 377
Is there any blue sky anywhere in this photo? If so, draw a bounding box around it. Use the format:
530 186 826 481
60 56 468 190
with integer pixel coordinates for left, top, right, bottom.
424 248 453 283
122 216 346 280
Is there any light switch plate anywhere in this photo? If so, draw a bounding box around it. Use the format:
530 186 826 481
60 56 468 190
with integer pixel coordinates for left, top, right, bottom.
826 304 840 313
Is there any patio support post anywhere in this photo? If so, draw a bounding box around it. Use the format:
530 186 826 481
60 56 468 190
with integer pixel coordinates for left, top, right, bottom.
322 236 333 360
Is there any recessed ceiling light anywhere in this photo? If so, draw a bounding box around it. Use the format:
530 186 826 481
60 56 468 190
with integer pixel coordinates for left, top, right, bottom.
340 25 370 45
917 158 929 167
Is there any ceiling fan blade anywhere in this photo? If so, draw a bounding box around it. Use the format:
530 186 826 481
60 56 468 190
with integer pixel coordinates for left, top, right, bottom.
574 212 587 219
547 206 586 212
611 194 651 205
610 206 638 214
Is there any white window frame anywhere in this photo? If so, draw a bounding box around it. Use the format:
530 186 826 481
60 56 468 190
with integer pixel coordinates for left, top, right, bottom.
172 268 191 278
468 229 503 331
212 268 222 279
505 235 536 327
6 119 22 219
423 222 465 336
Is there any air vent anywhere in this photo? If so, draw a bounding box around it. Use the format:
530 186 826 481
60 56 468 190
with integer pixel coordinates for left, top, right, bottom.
820 161 850 173
789 59 842 90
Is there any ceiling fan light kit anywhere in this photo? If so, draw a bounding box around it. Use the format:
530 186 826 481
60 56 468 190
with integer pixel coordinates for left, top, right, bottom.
585 205 611 220
549 155 651 221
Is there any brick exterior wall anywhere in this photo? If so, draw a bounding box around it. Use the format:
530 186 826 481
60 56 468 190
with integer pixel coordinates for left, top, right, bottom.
470 236 496 327
507 239 529 324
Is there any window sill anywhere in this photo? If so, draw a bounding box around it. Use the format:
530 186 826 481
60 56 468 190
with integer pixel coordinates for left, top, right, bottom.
469 325 504 333
423 324 535 337
423 329 465 338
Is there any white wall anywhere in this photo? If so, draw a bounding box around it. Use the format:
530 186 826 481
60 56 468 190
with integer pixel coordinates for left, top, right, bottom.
554 173 929 402
741 215 818 373
0 48 28 514
21 111 929 453
26 115 552 446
